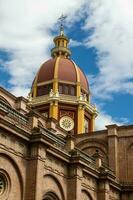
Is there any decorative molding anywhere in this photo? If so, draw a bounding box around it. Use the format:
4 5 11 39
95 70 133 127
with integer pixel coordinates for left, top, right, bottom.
44 156 67 177
81 182 97 192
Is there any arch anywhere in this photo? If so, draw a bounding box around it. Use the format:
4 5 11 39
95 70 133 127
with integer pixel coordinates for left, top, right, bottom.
83 146 108 164
0 95 11 107
76 139 108 164
81 189 93 200
127 142 133 151
43 174 64 200
43 191 60 200
0 168 11 199
76 138 108 152
0 152 23 199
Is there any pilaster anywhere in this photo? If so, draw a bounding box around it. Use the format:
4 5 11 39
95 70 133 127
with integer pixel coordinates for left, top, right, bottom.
106 124 119 177
76 82 81 97
77 104 85 134
98 179 110 200
25 140 46 200
49 101 58 120
67 163 83 200
53 79 58 93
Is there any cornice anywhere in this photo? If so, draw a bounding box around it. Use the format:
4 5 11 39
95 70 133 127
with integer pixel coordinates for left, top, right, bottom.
0 86 16 100
0 99 28 122
30 127 66 146
0 117 31 141
29 94 98 116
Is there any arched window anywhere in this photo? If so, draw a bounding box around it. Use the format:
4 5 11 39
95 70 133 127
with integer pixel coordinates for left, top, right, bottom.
84 118 89 133
43 191 59 200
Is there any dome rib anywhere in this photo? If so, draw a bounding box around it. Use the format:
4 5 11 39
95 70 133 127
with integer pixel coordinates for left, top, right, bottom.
71 60 80 83
31 57 89 97
77 67 89 92
54 57 60 79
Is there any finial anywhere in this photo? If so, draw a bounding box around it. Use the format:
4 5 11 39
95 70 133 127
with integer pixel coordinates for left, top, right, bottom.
51 14 71 58
58 14 67 36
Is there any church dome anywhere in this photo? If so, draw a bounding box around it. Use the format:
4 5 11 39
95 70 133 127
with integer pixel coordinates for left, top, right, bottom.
30 23 91 98
32 57 89 97
29 23 98 134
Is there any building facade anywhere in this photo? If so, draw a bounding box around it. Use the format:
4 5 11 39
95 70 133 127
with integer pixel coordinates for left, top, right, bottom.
0 28 133 200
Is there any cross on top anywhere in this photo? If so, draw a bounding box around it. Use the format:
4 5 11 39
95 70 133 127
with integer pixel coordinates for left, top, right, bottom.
58 14 67 34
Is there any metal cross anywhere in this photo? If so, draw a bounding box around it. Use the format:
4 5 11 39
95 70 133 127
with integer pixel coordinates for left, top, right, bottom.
58 14 67 30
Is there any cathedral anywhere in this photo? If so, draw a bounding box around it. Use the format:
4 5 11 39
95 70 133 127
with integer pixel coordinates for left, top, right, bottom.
0 25 133 200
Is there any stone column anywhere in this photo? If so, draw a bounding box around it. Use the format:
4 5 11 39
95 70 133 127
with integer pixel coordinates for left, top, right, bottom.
98 179 110 200
106 124 119 178
90 114 95 132
25 137 46 200
67 167 82 200
67 152 83 200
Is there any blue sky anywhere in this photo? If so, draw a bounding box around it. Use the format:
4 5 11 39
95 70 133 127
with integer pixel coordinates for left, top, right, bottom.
0 0 133 130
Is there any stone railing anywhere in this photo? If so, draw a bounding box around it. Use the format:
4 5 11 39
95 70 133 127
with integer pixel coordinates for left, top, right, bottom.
28 91 97 115
60 94 77 102
0 100 31 131
121 182 133 186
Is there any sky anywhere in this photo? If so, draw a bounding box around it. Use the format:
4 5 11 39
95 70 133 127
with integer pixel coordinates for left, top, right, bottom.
0 0 133 130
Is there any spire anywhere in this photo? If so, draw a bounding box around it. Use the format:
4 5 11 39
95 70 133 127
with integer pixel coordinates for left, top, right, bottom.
51 14 71 58
58 14 66 36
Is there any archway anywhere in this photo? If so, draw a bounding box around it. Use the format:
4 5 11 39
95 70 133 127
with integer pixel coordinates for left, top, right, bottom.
43 191 59 200
0 153 23 200
43 174 64 200
81 190 92 200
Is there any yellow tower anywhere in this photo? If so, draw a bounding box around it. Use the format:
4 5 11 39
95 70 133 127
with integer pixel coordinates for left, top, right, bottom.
29 26 98 134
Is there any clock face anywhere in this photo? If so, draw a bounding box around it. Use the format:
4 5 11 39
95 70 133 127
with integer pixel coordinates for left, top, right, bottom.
59 116 74 131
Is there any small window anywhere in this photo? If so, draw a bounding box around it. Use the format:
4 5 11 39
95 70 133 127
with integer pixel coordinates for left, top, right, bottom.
59 84 76 96
64 85 69 95
70 86 75 96
61 40 64 46
37 84 52 96
59 84 63 94
84 118 89 133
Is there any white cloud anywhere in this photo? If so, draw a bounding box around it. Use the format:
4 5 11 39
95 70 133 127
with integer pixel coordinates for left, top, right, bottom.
0 0 132 130
95 109 129 130
0 0 87 96
84 0 133 99
69 39 83 47
11 86 30 97
95 112 117 130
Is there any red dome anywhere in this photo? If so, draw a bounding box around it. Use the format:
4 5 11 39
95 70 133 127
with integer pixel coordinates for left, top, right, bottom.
34 57 89 92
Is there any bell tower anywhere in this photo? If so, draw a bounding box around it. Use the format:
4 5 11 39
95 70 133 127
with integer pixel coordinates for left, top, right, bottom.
29 23 98 134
